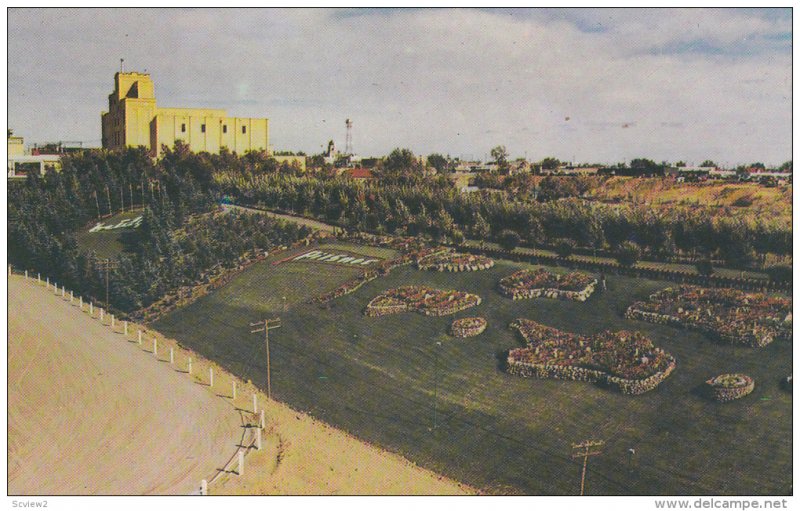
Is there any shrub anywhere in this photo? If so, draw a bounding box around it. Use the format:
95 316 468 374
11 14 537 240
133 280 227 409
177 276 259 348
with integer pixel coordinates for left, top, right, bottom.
731 194 755 207
695 259 714 276
766 264 792 283
450 229 465 246
554 238 576 258
498 229 522 252
615 241 641 267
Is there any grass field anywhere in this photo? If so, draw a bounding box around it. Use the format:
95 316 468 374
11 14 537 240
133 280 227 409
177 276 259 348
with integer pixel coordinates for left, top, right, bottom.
589 177 792 227
75 209 143 259
153 242 792 495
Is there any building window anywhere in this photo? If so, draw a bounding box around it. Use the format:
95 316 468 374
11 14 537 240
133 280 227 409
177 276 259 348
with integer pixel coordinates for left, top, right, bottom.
223 125 227 134
242 126 247 134
181 123 186 133
201 124 206 133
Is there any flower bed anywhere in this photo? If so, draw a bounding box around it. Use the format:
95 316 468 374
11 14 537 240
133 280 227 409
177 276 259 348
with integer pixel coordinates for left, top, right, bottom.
365 286 482 317
705 373 754 402
450 317 488 337
625 285 792 348
418 250 495 272
507 319 676 395
498 269 597 302
309 233 452 304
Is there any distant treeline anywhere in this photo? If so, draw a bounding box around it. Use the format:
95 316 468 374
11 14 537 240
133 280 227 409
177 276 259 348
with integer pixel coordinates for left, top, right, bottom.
216 173 791 266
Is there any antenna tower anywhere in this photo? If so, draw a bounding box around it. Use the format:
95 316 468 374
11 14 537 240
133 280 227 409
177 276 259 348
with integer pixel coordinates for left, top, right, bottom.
345 118 353 155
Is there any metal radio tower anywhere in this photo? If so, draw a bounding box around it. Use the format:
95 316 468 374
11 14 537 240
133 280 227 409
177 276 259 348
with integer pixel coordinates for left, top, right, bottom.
345 118 353 155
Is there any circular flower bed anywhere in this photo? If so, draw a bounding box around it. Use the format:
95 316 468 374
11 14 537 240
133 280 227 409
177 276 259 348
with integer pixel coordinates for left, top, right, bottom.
451 317 488 337
365 286 482 317
418 251 495 272
499 269 597 302
705 373 754 402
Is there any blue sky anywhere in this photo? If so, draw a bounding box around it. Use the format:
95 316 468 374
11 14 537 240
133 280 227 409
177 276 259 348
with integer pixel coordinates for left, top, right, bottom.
7 8 792 166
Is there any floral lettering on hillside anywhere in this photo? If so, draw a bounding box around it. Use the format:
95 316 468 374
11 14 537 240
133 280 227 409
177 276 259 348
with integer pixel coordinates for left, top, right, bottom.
291 249 381 267
88 216 143 233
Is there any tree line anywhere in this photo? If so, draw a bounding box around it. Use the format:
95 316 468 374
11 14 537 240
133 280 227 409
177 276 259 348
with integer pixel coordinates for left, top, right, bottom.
215 172 791 267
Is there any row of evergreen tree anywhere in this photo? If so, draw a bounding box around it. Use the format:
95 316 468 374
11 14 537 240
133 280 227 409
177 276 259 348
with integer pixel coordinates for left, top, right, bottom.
216 173 790 266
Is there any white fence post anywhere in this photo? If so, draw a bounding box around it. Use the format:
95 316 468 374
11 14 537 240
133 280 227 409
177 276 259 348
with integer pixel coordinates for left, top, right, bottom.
38 273 41 283
46 277 49 288
111 315 115 327
260 409 265 429
70 291 74 302
170 348 174 365
256 427 262 450
89 302 93 315
61 286 65 297
24 270 28 279
200 479 208 496
99 308 104 321
209 368 214 387
188 357 192 375
7 265 11 277
137 330 142 345
124 321 128 335
53 282 57 294
232 381 237 399
253 394 258 414
79 296 83 308
238 451 244 476
153 338 157 357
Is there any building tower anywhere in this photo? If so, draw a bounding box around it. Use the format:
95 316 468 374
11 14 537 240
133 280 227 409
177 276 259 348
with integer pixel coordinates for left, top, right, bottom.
344 118 353 156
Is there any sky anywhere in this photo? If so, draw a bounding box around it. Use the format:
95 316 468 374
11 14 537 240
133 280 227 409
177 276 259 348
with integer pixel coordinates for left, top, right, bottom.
7 8 793 166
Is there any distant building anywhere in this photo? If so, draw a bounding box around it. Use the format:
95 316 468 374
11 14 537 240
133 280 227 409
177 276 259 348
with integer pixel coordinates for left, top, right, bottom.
272 154 307 172
102 71 269 157
7 132 24 157
338 167 374 181
7 131 62 179
556 164 601 176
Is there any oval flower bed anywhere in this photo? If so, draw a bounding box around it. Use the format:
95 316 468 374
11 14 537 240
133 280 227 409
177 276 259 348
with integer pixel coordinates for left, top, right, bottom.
499 269 597 302
507 319 676 395
365 286 482 317
417 250 495 272
705 374 754 402
451 317 487 337
625 285 792 348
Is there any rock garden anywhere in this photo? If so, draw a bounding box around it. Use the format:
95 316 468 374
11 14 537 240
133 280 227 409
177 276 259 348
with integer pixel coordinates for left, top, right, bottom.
705 374 755 402
498 268 597 302
507 319 676 395
625 285 792 348
365 286 482 317
450 317 488 337
417 250 495 272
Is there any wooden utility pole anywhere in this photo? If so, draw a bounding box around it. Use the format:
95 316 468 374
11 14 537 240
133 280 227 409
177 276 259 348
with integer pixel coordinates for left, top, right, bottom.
97 259 118 310
250 318 281 400
571 440 604 496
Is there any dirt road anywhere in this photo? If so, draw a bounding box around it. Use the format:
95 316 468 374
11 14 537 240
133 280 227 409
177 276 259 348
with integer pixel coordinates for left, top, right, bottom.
8 276 242 495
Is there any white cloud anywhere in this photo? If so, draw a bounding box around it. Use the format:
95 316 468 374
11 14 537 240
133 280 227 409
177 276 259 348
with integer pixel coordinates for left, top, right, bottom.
7 7 791 165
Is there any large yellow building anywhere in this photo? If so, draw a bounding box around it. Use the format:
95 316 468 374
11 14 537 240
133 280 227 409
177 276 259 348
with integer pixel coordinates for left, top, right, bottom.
102 72 269 157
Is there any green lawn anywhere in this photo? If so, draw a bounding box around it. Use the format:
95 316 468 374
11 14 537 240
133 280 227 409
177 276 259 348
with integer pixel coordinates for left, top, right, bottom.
75 209 144 259
153 245 792 495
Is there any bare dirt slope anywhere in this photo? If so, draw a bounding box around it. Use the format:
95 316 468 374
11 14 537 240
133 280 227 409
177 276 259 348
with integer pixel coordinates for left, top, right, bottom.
8 276 243 495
